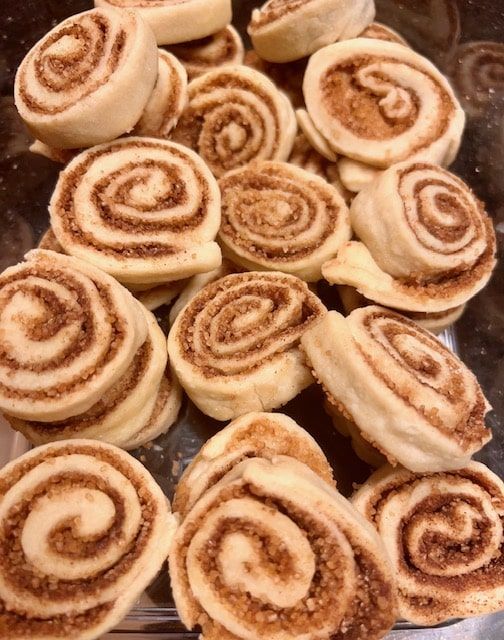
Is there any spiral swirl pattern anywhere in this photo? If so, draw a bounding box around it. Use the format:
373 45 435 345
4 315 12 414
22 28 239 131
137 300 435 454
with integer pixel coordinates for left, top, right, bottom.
95 0 232 45
171 65 297 178
450 41 504 117
303 39 465 169
323 161 497 312
173 412 334 517
134 50 187 137
7 307 181 449
0 439 176 638
168 271 326 420
248 0 375 62
301 306 491 472
218 160 351 281
167 26 244 81
0 250 147 423
49 137 221 286
14 8 158 148
170 456 397 640
353 462 504 625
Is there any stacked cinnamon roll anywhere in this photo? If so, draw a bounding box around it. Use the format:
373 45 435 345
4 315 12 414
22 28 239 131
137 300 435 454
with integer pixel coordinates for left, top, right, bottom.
169 413 397 640
0 250 181 449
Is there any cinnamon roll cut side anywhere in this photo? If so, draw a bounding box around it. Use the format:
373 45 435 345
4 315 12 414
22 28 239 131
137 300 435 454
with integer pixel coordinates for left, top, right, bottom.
248 0 375 62
49 137 222 286
167 271 326 420
296 109 338 161
171 65 297 178
168 260 240 325
166 25 244 81
6 307 169 447
353 462 504 625
0 250 147 422
359 21 409 46
244 49 306 109
303 39 465 168
14 8 158 149
95 0 232 45
134 50 187 138
0 439 177 639
301 307 492 472
173 411 334 517
218 161 351 281
170 456 397 640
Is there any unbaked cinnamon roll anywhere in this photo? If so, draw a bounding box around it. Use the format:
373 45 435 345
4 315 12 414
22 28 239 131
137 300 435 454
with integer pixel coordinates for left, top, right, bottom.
449 41 504 117
301 306 492 473
302 39 465 171
244 49 306 108
166 25 244 81
95 0 232 44
7 307 181 449
218 160 351 281
169 456 397 640
248 0 375 62
14 8 158 149
49 137 221 286
173 412 334 516
167 271 326 420
0 250 147 422
134 50 187 137
353 462 504 625
29 140 79 164
323 161 497 312
359 21 408 46
0 439 177 639
171 65 297 178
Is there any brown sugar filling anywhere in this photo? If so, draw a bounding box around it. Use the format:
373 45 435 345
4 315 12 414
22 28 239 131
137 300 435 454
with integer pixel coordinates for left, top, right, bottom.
250 0 312 29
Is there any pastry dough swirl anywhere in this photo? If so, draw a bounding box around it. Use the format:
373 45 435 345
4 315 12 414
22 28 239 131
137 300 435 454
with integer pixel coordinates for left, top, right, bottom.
173 412 334 516
170 456 396 640
303 39 465 169
14 8 158 149
301 307 491 472
49 137 221 286
171 65 297 178
0 439 177 639
353 462 504 625
0 250 147 422
218 160 351 281
323 161 497 312
168 271 326 420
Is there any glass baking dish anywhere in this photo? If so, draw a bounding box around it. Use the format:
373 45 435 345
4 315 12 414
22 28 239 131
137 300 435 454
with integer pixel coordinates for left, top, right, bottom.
0 0 503 638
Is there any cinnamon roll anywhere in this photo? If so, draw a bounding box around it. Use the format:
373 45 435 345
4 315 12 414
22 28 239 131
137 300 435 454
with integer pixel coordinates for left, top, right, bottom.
169 456 397 640
353 462 504 625
449 41 504 117
289 134 352 202
0 439 177 639
7 307 181 449
134 50 187 137
359 22 408 46
171 65 297 178
323 161 497 312
248 0 375 62
168 259 239 325
167 271 326 420
337 285 466 335
337 157 381 193
95 0 231 44
0 250 147 422
244 49 306 109
218 160 351 281
302 39 465 170
49 137 221 286
29 140 79 164
300 306 492 472
166 26 244 81
14 8 158 149
173 412 334 516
